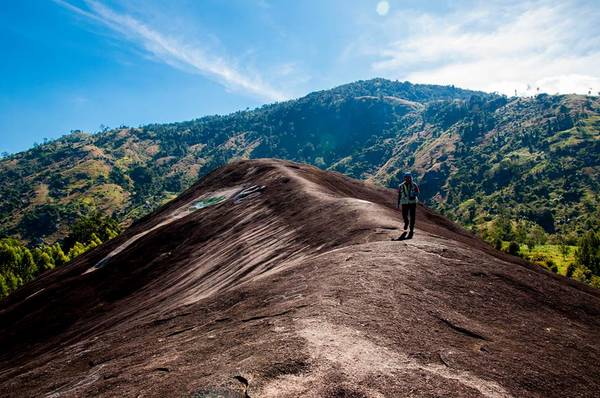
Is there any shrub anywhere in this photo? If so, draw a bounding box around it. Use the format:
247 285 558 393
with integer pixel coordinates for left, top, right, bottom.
575 231 600 276
494 238 502 250
507 241 520 256
571 265 592 283
545 259 558 273
565 262 576 278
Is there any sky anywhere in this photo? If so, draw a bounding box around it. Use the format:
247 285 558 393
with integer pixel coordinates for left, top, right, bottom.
1 0 599 154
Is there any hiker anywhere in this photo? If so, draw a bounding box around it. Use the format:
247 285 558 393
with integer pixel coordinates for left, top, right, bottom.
397 173 420 233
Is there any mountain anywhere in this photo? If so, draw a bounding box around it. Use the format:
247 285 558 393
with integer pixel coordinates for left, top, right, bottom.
1 159 598 397
0 79 598 248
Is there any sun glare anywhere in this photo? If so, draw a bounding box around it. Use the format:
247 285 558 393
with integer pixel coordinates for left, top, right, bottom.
376 1 390 16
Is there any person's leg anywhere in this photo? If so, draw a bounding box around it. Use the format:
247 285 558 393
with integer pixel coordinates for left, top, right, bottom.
402 204 409 230
409 203 416 231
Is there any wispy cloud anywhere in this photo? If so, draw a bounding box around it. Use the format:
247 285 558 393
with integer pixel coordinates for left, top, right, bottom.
366 0 600 95
54 0 288 101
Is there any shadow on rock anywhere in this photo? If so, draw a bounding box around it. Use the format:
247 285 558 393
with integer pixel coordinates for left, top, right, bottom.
392 231 414 241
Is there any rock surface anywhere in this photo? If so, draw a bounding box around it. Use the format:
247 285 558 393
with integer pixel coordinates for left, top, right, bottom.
1 159 599 397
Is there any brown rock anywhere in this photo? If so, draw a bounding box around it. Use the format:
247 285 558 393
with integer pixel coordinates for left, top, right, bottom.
0 159 599 397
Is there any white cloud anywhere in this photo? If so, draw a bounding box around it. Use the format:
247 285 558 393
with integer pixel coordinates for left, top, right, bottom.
369 1 600 95
376 1 390 16
54 0 288 101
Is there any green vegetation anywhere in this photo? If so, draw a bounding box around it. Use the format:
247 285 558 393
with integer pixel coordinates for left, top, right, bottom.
480 217 600 288
519 244 576 274
571 231 600 288
0 213 121 299
0 79 598 288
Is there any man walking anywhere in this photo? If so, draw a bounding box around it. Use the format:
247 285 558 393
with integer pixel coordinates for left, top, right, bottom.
397 173 420 234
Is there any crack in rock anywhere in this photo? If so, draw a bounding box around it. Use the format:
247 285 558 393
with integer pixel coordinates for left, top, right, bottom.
436 316 489 341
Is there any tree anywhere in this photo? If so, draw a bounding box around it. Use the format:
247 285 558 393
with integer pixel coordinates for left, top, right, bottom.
514 221 528 243
62 212 121 251
0 238 37 298
33 248 54 272
571 265 591 283
49 243 69 266
19 204 62 240
494 238 502 250
507 241 520 256
67 241 87 259
492 215 513 242
109 167 130 188
1 212 121 300
575 231 600 276
526 224 547 248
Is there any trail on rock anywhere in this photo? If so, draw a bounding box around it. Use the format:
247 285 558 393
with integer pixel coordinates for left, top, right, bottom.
1 159 599 398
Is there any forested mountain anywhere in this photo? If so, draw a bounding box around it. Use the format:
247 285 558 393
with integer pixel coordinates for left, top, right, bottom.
1 79 598 282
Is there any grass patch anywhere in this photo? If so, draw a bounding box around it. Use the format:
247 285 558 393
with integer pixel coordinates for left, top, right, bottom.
84 184 129 209
519 244 576 275
32 183 50 205
66 159 111 180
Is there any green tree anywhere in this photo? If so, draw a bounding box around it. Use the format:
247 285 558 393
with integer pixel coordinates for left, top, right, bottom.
507 241 520 256
571 265 592 283
526 224 547 248
33 249 54 272
514 221 528 243
62 212 121 251
0 238 37 298
575 231 600 276
492 215 513 242
67 241 88 259
494 238 502 250
49 243 69 266
1 212 121 300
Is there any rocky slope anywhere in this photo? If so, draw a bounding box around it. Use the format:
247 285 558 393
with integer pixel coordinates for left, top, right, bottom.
1 159 599 397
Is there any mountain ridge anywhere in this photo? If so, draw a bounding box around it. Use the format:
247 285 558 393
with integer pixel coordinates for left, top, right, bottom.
0 78 597 253
1 159 599 397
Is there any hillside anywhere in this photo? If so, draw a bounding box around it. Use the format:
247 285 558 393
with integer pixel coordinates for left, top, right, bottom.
1 159 599 397
0 79 598 248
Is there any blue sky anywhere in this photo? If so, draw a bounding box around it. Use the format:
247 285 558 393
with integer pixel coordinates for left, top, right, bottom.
1 0 599 154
